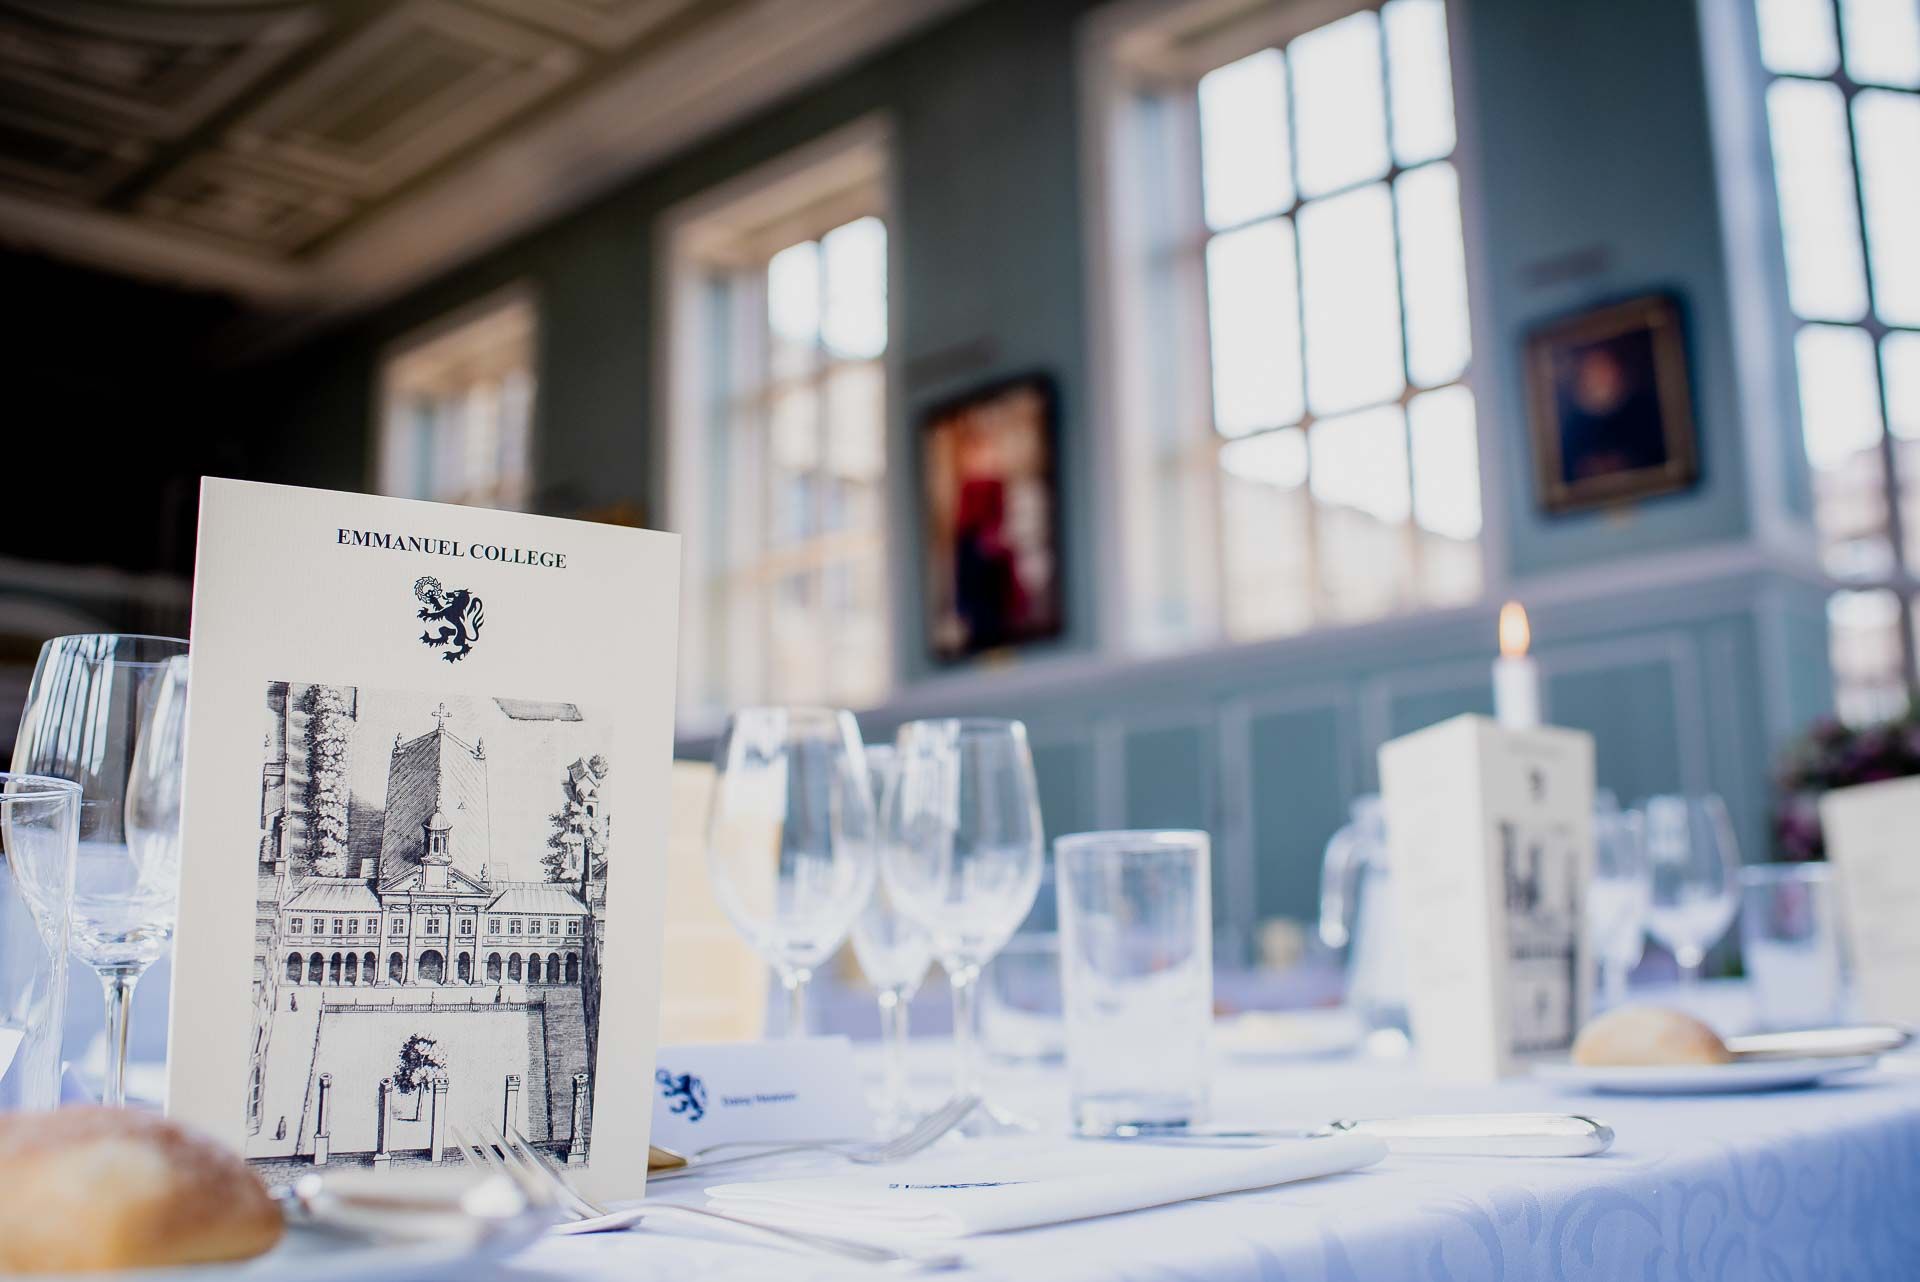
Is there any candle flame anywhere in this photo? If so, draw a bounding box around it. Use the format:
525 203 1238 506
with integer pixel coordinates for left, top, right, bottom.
1498 601 1531 658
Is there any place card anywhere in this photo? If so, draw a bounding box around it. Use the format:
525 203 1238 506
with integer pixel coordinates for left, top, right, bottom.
1820 777 1920 1025
1379 714 1595 1082
168 479 680 1198
649 1037 871 1156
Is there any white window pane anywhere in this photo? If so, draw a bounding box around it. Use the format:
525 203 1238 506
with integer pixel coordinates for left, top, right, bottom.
1383 0 1456 166
1310 403 1411 522
1290 11 1391 198
1219 428 1314 638
1828 589 1908 725
1840 0 1920 88
821 217 887 359
825 360 886 479
1756 0 1841 75
1797 322 1886 468
1199 50 1292 229
1299 184 1405 415
1395 162 1472 387
1206 219 1305 434
1887 330 1920 438
1854 90 1920 325
1220 425 1309 487
1409 384 1481 540
768 239 821 378
1766 79 1870 321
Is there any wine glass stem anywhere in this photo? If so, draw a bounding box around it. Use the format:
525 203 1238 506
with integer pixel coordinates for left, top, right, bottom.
1677 951 1703 985
878 988 910 1117
948 962 981 1100
99 967 142 1108
782 968 812 1038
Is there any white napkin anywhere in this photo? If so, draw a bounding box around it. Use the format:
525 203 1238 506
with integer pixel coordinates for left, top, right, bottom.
703 1134 1386 1238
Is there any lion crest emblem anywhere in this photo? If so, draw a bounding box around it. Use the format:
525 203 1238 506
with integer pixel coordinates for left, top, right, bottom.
654 1068 707 1123
413 576 484 662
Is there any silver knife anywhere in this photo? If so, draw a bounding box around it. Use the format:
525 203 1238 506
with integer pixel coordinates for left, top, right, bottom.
1089 1112 1614 1157
1724 1025 1911 1061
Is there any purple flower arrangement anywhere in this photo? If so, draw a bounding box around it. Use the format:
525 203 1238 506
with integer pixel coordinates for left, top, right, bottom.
1774 709 1920 860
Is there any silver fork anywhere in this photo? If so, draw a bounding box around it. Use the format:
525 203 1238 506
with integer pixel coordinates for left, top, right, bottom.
450 1124 963 1271
649 1093 977 1181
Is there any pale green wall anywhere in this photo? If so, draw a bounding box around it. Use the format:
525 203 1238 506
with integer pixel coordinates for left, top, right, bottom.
237 0 1832 946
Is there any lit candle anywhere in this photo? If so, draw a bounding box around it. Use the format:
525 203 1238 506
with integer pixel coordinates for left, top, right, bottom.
1493 601 1542 730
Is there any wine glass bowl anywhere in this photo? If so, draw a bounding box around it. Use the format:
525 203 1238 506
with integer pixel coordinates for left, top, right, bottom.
1588 795 1650 1009
1640 793 1740 984
879 718 1043 1132
706 706 875 1037
11 634 189 1106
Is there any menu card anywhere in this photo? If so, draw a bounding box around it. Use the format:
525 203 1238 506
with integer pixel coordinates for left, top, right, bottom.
168 478 679 1198
1820 777 1920 1025
1379 714 1595 1081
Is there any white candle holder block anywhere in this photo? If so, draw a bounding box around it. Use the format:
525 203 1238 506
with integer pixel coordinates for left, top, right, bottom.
1379 714 1595 1082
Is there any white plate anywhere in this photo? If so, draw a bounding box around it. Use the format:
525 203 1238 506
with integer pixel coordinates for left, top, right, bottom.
1534 1055 1880 1094
1215 1009 1365 1061
48 1219 549 1282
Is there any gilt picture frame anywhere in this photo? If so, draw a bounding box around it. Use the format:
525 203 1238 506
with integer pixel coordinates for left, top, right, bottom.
1525 293 1699 515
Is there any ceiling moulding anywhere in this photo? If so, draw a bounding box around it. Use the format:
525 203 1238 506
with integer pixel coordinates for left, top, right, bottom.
0 0 975 342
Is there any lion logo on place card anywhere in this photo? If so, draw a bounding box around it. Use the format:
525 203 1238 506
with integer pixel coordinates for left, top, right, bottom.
414 576 484 662
655 1068 707 1122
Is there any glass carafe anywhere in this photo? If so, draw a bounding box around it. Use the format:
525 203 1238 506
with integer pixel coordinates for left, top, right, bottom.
1318 795 1407 1048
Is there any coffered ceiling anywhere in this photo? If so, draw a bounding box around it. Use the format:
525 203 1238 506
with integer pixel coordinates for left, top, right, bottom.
0 0 970 314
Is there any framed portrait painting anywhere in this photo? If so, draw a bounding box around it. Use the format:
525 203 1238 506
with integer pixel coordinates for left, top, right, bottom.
1524 293 1699 515
919 372 1065 663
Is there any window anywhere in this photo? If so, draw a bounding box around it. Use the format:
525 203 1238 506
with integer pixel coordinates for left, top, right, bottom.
530 919 542 935
1094 0 1480 650
331 917 342 934
378 289 536 510
389 918 405 935
510 918 522 934
365 918 377 933
460 919 474 935
1756 0 1920 722
548 919 560 934
666 123 892 719
567 920 582 935
289 918 302 935
346 920 357 935
489 917 502 932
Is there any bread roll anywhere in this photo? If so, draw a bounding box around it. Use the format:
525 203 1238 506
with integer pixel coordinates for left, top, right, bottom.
1572 1005 1733 1067
0 1108 283 1273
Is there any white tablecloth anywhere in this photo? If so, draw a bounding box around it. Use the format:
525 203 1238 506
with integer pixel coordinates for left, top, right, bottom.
473 1033 1920 1282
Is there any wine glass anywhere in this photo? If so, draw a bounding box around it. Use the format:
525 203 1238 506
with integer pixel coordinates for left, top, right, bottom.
1588 793 1650 1010
12 634 189 1105
706 707 875 1037
849 743 934 1130
879 719 1044 1133
1640 793 1740 984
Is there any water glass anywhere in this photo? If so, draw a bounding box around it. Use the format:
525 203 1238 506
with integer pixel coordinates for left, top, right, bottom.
0 775 81 1111
1056 830 1213 1136
1740 863 1845 1030
706 707 875 1037
13 633 189 1106
1641 794 1740 983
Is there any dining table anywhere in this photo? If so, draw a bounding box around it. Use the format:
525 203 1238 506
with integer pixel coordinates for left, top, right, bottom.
465 996 1920 1282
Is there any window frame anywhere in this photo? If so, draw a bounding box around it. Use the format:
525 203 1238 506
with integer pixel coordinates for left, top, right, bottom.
370 281 540 513
1081 0 1502 657
657 115 900 734
1751 0 1920 716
